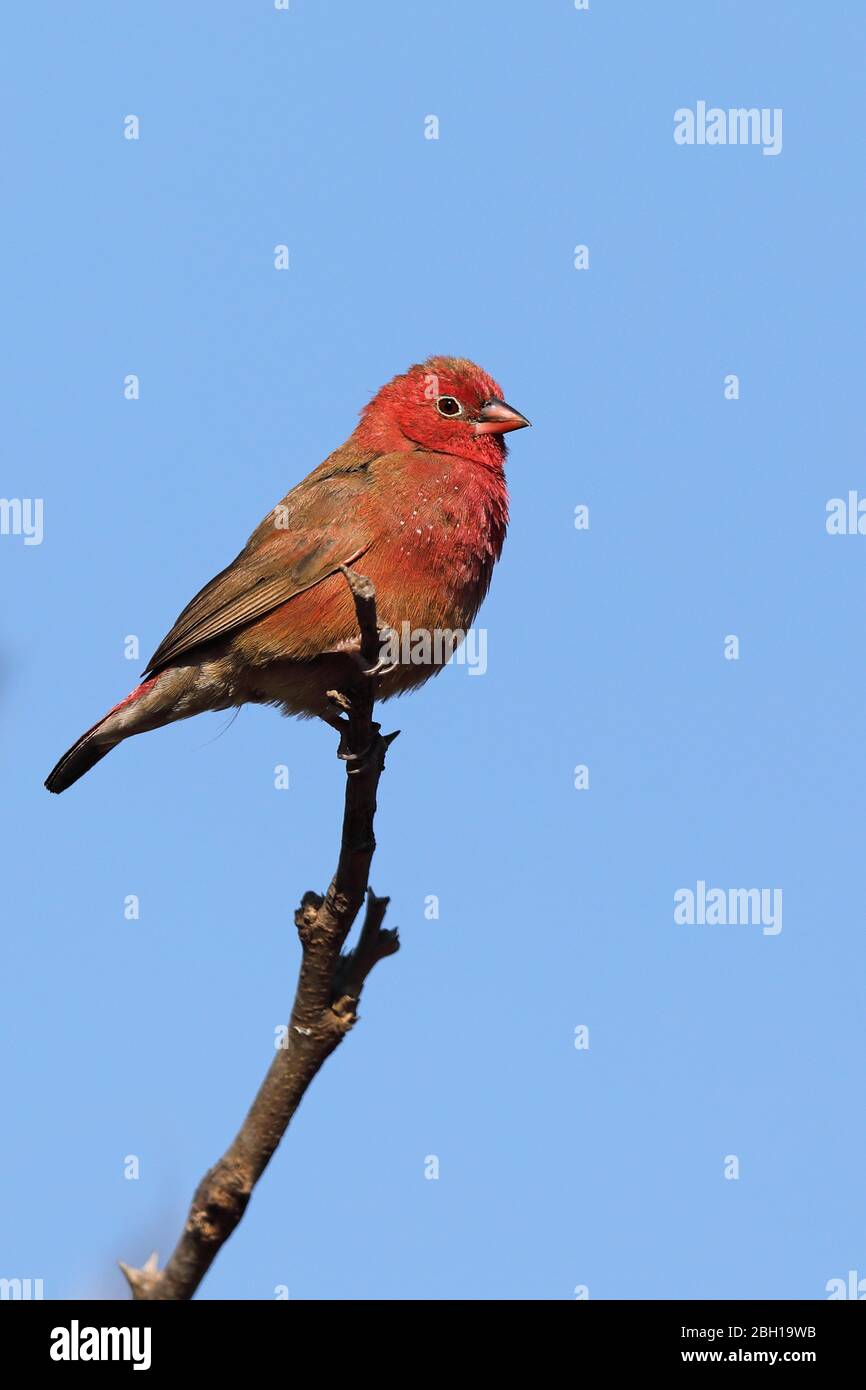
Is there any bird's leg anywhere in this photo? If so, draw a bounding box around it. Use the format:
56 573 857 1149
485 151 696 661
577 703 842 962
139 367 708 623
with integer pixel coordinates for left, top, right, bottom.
321 707 348 743
322 696 352 758
324 691 381 772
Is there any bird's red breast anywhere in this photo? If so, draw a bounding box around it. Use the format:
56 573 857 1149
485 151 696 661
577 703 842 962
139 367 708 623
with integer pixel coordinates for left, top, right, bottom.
239 443 509 668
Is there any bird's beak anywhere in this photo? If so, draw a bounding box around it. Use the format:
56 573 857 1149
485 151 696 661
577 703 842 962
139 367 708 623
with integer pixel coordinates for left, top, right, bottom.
474 398 531 435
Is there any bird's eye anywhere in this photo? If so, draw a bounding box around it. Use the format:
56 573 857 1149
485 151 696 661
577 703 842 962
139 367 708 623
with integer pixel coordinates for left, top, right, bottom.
436 395 462 418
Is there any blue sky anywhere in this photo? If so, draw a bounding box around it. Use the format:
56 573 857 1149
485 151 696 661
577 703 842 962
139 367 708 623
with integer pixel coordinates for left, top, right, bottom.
3 1 865 1300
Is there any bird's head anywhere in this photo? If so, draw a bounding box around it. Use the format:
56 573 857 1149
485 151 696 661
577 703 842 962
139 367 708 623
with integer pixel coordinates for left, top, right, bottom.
355 356 530 466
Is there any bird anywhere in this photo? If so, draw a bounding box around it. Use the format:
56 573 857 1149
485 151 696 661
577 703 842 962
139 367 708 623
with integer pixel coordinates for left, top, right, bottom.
45 356 530 793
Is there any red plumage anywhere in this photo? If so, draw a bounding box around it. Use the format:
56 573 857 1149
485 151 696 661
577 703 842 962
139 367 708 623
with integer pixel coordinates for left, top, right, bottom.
45 356 529 792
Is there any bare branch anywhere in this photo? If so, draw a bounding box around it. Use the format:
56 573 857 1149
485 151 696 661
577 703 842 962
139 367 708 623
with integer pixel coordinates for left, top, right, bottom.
120 569 399 1301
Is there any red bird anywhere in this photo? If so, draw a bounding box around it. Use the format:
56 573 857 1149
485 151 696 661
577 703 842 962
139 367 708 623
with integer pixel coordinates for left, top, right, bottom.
45 356 529 793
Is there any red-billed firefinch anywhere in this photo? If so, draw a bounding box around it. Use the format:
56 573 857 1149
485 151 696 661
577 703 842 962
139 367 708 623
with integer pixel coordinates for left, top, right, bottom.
45 356 529 792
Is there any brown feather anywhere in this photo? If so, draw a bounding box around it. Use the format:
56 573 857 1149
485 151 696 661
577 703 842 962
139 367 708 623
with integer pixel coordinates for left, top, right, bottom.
143 443 378 675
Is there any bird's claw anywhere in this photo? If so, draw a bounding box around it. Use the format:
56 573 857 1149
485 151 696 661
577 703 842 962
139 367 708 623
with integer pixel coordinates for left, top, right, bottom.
336 720 381 773
362 627 399 679
364 656 398 678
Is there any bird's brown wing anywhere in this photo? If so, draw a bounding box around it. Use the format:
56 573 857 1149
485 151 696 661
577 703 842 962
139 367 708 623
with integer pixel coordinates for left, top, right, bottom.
143 464 374 675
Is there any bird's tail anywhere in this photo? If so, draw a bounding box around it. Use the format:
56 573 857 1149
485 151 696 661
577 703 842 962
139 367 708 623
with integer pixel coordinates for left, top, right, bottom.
45 676 163 794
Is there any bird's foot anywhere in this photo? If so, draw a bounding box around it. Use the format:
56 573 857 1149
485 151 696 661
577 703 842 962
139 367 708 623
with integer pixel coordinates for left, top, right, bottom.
365 626 400 678
338 721 382 774
342 627 399 679
322 698 381 774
